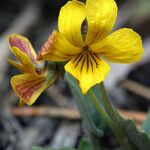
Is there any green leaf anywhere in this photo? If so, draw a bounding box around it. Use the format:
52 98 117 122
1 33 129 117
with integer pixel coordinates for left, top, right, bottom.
142 110 150 136
77 138 92 150
31 139 92 150
32 146 75 150
112 110 150 150
32 146 47 150
113 148 122 150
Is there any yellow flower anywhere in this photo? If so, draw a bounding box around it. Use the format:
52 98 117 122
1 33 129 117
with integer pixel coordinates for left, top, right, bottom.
38 0 144 94
8 34 57 106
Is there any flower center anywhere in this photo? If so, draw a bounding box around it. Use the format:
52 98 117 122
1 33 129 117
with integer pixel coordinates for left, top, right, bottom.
82 45 92 53
72 47 100 74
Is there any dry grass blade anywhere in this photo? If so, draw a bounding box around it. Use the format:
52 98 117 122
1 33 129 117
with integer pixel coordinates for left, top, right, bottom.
119 109 146 124
10 107 80 120
10 107 147 126
120 79 150 100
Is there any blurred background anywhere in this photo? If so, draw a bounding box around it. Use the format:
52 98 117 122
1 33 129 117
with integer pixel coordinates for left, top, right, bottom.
0 0 150 149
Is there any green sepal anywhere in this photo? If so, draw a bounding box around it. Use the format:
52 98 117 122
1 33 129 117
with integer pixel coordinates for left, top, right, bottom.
46 62 57 83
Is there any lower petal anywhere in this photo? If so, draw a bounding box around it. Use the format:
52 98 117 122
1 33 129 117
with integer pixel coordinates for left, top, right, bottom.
90 28 144 63
11 47 37 74
65 53 110 94
11 73 51 105
8 59 25 72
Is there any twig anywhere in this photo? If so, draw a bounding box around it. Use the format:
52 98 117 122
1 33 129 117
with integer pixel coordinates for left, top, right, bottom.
10 107 80 120
119 109 146 123
120 79 150 100
10 107 146 125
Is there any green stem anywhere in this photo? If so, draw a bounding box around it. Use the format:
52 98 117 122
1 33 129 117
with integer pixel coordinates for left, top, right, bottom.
98 83 114 117
88 132 101 150
74 93 102 150
88 90 110 125
66 74 135 150
67 82 103 149
97 83 135 150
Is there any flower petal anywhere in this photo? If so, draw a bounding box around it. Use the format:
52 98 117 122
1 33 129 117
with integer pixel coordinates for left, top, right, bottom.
11 73 52 105
85 0 117 45
10 47 37 74
8 59 25 71
19 99 25 107
90 28 144 63
38 31 82 61
9 34 37 63
58 0 86 47
65 52 110 94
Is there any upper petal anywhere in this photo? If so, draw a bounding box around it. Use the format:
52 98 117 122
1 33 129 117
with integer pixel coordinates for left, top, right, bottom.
90 28 144 63
65 52 110 94
38 31 82 61
9 34 37 63
11 73 55 105
85 0 118 45
58 0 86 47
10 47 37 74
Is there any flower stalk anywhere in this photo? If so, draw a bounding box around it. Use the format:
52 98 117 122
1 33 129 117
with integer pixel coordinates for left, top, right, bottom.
98 83 135 150
67 72 135 150
87 90 110 125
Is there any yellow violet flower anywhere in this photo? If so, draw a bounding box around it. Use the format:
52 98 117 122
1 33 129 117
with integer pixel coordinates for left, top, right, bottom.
38 0 144 94
8 34 57 105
